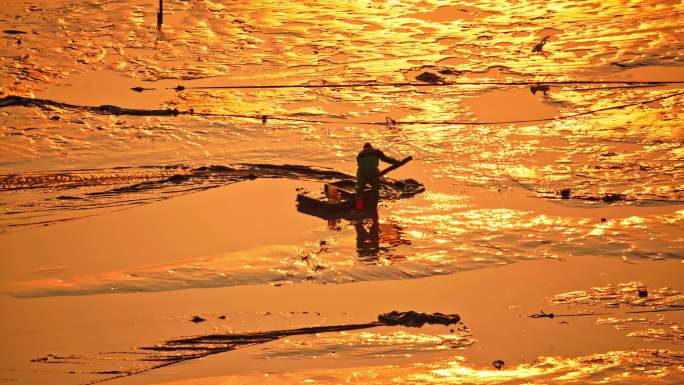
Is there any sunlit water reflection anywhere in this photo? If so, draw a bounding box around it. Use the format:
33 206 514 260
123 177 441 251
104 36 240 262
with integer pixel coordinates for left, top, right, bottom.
1 2 684 383
1 0 683 293
150 349 684 385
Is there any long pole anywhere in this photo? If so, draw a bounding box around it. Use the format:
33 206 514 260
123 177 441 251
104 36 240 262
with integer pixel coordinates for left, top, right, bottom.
157 0 163 31
379 157 412 177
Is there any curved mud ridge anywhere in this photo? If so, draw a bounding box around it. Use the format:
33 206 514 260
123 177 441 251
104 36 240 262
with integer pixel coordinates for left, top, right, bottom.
0 163 424 232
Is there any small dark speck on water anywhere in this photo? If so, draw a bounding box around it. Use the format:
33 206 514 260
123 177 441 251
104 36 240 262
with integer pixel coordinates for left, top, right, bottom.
190 316 206 323
492 360 505 370
560 188 571 199
602 193 626 203
638 289 648 298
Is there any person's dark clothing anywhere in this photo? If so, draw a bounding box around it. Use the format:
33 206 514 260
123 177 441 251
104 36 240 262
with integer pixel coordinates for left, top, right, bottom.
356 147 400 197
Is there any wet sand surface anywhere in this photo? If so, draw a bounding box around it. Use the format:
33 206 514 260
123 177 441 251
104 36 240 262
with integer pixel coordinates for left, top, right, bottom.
0 238 681 384
0 177 682 385
1 0 683 384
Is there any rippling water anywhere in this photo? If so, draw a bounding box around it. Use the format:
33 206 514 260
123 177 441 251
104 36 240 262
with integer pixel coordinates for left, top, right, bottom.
1 0 683 291
167 349 683 385
1 1 683 383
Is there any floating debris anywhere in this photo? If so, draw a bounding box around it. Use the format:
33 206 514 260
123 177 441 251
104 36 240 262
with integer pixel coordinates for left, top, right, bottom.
377 310 460 327
529 310 602 319
55 195 82 200
529 310 555 319
385 116 397 127
560 188 571 199
602 193 626 203
492 359 505 370
190 316 206 323
532 35 550 52
130 87 155 93
415 71 444 84
438 68 462 76
530 84 550 95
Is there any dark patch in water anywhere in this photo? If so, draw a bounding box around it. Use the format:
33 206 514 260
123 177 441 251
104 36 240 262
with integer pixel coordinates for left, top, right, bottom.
377 310 460 327
415 71 445 84
55 195 82 200
530 84 550 95
130 86 154 93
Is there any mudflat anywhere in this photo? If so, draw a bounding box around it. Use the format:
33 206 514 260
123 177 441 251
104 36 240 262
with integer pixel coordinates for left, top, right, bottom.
1 0 683 384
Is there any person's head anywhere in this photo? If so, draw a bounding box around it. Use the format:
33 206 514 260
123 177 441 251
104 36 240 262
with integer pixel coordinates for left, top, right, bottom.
363 142 372 150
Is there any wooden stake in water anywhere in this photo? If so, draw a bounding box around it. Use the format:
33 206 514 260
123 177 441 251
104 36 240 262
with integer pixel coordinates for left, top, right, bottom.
156 0 163 31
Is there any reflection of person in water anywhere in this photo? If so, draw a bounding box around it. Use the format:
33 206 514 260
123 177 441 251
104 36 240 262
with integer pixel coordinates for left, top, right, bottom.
354 207 410 263
355 209 380 261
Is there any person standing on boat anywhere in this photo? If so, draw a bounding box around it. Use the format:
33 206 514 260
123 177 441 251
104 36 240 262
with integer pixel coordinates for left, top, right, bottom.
356 142 401 208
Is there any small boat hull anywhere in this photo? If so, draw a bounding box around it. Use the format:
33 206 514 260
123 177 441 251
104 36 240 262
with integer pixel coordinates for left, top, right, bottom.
296 179 377 220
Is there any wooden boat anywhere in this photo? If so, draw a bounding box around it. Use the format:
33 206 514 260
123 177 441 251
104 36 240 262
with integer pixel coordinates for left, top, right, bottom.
296 179 375 220
295 157 412 220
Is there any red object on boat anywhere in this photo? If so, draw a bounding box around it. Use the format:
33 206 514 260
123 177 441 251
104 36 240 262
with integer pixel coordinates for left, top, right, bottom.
355 198 364 210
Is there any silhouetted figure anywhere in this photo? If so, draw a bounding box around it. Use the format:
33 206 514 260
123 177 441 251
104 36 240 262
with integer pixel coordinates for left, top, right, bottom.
355 143 401 206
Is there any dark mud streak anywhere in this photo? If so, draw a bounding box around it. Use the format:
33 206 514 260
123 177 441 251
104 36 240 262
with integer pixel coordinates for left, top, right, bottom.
48 312 458 384
3 90 682 126
179 80 683 90
0 164 351 192
0 163 424 232
0 96 180 116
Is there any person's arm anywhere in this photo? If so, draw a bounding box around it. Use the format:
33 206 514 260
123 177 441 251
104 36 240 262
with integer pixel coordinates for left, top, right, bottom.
377 150 401 165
